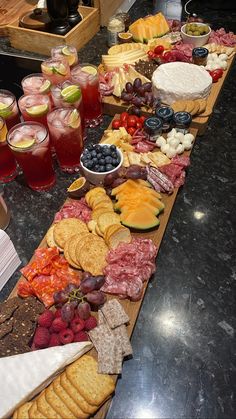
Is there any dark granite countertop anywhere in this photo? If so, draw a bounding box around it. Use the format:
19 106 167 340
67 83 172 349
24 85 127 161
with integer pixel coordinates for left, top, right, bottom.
0 1 236 418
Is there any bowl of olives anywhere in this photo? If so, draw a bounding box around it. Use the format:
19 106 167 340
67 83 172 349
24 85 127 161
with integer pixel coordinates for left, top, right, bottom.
80 144 123 185
181 22 211 47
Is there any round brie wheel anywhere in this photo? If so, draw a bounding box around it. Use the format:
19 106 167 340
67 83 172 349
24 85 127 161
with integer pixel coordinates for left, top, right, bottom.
152 62 212 105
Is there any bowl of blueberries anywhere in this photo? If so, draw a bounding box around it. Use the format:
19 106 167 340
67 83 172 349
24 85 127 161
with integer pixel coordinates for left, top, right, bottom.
80 143 123 185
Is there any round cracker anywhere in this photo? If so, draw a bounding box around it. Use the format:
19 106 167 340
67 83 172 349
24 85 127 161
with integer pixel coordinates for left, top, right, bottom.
46 225 63 252
92 206 113 221
184 100 195 114
197 105 212 118
97 211 120 234
171 100 188 113
75 234 97 264
53 218 88 249
68 232 91 266
190 101 200 117
79 238 108 276
64 238 81 269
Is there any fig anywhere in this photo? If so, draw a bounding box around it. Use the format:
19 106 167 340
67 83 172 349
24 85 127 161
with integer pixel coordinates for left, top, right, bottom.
103 171 119 186
111 177 127 188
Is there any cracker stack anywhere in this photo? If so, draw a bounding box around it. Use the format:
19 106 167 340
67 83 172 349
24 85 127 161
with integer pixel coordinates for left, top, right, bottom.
89 299 132 375
171 98 211 117
13 355 115 419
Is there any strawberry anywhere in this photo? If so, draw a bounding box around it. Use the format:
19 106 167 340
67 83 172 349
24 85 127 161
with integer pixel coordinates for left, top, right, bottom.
38 310 54 328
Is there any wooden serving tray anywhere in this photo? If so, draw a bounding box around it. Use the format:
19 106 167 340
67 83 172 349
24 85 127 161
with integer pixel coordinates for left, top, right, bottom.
8 123 198 418
102 54 235 136
3 1 99 56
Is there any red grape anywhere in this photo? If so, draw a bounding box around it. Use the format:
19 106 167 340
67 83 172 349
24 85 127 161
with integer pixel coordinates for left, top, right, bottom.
80 277 97 294
53 290 68 305
77 301 91 320
86 291 106 306
133 78 142 92
65 283 77 294
125 82 133 93
61 303 75 322
93 276 105 290
142 82 152 92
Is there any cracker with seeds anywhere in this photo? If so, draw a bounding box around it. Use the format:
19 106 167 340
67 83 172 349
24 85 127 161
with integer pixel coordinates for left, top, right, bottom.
101 299 129 329
113 325 133 357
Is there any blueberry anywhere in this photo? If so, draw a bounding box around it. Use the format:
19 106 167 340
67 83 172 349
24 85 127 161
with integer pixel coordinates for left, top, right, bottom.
92 157 98 165
99 165 105 172
112 158 119 166
110 145 116 151
99 158 105 165
94 165 100 172
83 159 89 167
106 164 114 171
105 156 113 164
103 148 111 156
97 153 102 159
91 150 97 158
111 152 118 158
86 160 94 169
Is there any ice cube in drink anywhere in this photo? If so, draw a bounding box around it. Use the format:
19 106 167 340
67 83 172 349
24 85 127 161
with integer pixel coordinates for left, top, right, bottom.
7 122 56 191
51 45 78 68
47 107 83 173
41 58 71 85
71 64 102 127
21 73 52 95
18 94 51 127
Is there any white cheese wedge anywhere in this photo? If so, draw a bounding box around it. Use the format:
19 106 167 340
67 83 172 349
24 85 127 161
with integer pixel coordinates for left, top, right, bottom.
0 341 92 418
152 62 212 105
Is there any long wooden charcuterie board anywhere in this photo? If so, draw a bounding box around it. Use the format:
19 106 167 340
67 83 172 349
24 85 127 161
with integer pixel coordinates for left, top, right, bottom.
7 124 198 418
102 53 235 136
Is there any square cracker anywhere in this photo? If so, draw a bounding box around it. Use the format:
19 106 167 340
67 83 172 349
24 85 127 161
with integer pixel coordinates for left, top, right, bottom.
36 391 59 419
113 325 133 357
53 375 88 418
28 401 46 419
88 324 112 352
65 355 115 406
101 299 129 329
60 372 97 415
17 401 33 419
97 333 123 375
45 384 76 419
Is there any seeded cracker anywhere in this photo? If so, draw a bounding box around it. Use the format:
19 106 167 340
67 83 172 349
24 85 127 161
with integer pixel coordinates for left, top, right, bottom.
101 299 129 329
113 325 133 357
88 324 112 352
97 332 123 375
98 309 107 325
0 297 21 324
0 318 13 339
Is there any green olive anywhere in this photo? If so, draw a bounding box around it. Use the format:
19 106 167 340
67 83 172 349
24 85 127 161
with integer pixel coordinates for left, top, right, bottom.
193 31 200 36
187 30 193 35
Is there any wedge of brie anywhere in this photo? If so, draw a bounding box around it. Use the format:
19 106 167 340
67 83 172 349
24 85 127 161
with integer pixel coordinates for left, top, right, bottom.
152 62 212 105
0 341 92 418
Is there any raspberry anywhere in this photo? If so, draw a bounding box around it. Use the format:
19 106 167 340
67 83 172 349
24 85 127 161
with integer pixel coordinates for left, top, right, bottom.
33 327 50 349
84 316 97 331
54 308 62 318
38 310 54 328
73 331 89 342
51 317 68 332
48 333 60 347
59 328 74 345
70 317 85 334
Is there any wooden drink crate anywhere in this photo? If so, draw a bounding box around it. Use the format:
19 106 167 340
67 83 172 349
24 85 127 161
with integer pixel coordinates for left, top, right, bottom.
5 2 99 56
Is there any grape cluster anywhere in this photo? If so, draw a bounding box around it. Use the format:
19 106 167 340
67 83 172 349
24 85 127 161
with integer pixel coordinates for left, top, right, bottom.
121 78 154 116
53 274 106 322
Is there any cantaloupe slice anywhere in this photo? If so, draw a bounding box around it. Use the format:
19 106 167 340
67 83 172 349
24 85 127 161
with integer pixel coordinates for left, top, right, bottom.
120 209 160 230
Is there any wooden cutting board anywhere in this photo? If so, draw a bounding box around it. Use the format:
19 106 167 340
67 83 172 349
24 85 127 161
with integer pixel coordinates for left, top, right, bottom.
0 0 38 36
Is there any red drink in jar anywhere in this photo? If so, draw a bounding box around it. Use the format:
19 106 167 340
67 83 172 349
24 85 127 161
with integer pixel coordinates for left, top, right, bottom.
21 73 52 96
0 117 17 183
41 58 71 85
51 81 85 138
47 107 83 173
71 64 102 127
18 94 51 127
0 90 20 130
7 122 56 191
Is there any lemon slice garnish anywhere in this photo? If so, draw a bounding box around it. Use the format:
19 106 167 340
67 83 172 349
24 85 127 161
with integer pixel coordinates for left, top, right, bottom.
81 66 97 76
61 85 81 103
39 80 51 94
61 46 76 66
68 109 80 129
26 104 49 117
0 120 7 143
16 137 36 149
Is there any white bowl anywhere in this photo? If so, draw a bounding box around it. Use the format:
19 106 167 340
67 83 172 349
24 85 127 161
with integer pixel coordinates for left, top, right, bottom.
181 23 211 47
80 144 123 185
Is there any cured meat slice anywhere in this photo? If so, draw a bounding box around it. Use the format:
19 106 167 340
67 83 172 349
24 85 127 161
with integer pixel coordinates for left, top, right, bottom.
54 198 92 224
209 28 236 46
102 238 158 300
172 155 190 168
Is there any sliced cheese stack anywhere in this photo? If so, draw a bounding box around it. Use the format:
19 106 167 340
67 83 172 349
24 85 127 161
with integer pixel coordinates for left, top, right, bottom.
111 65 150 97
102 49 148 71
